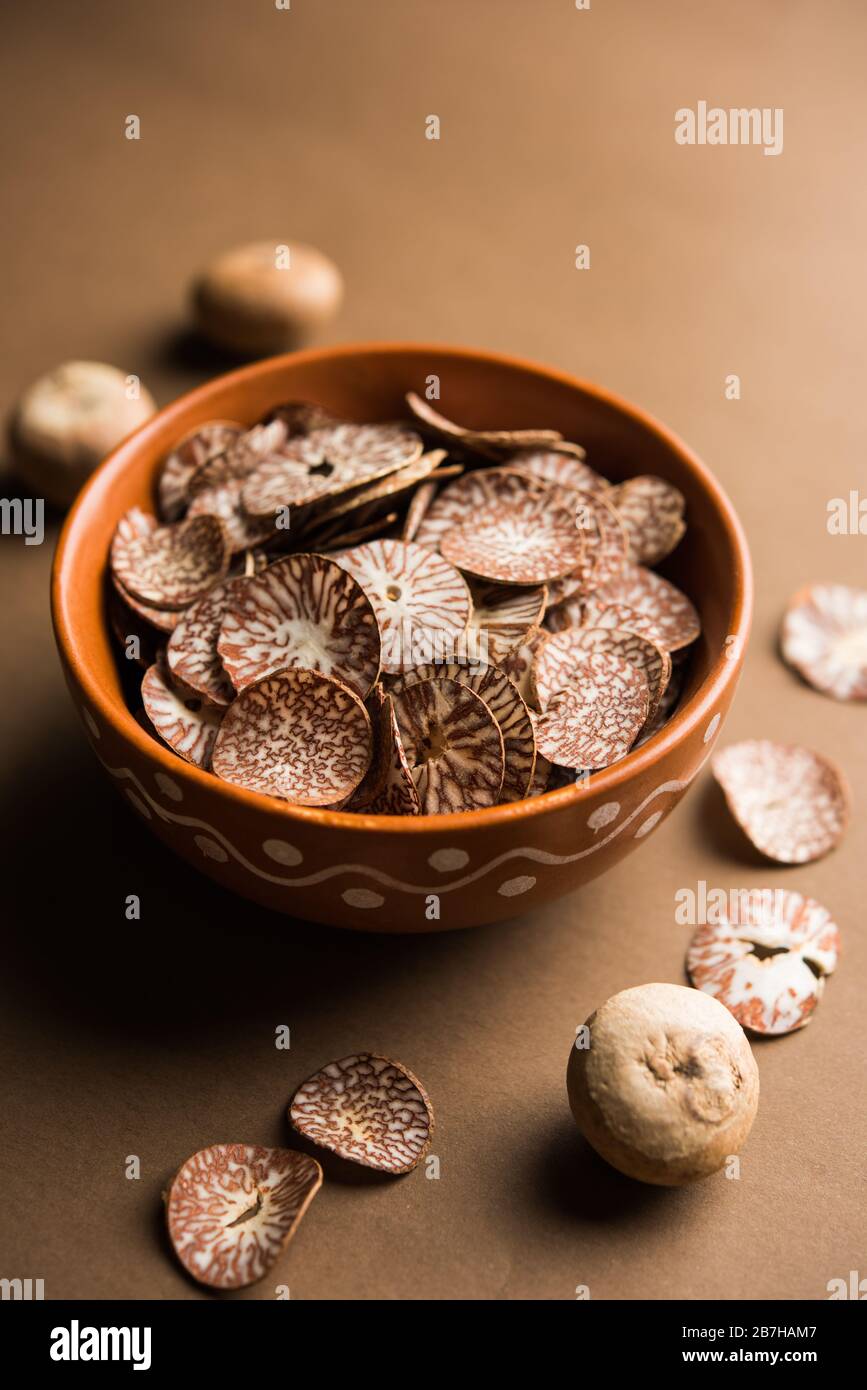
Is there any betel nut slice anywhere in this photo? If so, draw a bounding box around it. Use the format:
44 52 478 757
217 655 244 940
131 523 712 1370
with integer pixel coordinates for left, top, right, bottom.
712 740 849 864
466 579 547 664
217 552 381 698
390 661 536 802
290 1053 434 1173
347 687 420 816
534 651 649 770
391 676 504 813
405 390 565 453
166 576 240 708
410 464 549 555
212 668 373 806
141 660 224 769
780 583 867 701
610 474 686 566
111 511 230 609
533 624 670 716
166 1143 322 1289
687 889 841 1036
332 539 471 675
157 420 244 522
241 422 423 516
582 563 701 652
441 486 585 585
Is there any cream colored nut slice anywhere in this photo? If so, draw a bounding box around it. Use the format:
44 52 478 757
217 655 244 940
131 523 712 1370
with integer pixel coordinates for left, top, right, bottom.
582 563 701 652
780 583 867 701
332 539 470 675
141 661 224 769
441 490 584 585
218 552 381 698
166 1143 322 1290
498 630 547 711
192 240 343 354
111 512 230 610
534 651 649 769
545 493 629 608
392 677 504 813
157 420 244 522
610 475 686 565
241 422 423 516
290 1053 434 1173
212 668 372 806
466 579 547 664
567 983 759 1185
508 448 608 496
687 889 841 1035
11 360 156 507
411 466 549 555
109 507 184 632
534 625 671 716
633 654 687 748
713 740 850 863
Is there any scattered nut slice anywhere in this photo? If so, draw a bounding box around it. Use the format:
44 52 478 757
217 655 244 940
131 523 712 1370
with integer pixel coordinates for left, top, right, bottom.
441 489 584 585
212 668 372 805
582 563 701 652
610 475 686 565
780 583 867 701
712 740 849 863
392 676 504 812
141 660 224 769
290 1053 434 1173
166 577 240 707
166 1143 322 1290
111 512 230 610
534 651 649 770
534 625 671 716
687 889 841 1035
567 983 759 1185
157 420 244 522
218 553 381 698
332 539 470 675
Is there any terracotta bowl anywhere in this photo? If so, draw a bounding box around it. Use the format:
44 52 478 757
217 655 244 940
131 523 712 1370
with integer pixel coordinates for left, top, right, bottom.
52 343 752 933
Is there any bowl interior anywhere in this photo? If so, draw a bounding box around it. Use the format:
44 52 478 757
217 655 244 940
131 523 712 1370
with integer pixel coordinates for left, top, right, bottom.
53 343 751 825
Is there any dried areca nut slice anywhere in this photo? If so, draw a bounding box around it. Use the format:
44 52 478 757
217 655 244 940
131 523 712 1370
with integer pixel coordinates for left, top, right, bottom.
508 448 607 497
466 579 547 664
411 466 548 554
713 740 850 864
527 751 552 796
499 630 547 711
391 662 536 802
303 449 448 535
347 689 420 815
404 391 565 452
166 577 241 707
687 890 841 1036
290 1054 433 1173
241 423 423 516
188 418 289 495
332 540 470 676
218 553 380 697
141 661 224 768
442 490 584 585
187 473 277 555
392 677 504 812
534 625 670 716
546 494 629 607
112 575 181 634
157 420 244 521
534 652 649 770
610 475 686 565
780 583 867 701
267 400 345 435
402 477 439 544
166 1143 322 1290
107 587 162 667
633 655 687 748
112 513 230 609
583 564 700 652
318 511 400 552
213 668 372 805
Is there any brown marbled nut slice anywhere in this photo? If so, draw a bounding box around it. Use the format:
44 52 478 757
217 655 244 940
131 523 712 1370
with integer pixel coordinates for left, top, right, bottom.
405 390 565 452
166 576 242 707
534 625 671 716
290 1053 434 1174
442 489 584 585
241 422 423 516
217 552 380 698
466 579 547 664
526 752 552 796
583 563 701 652
346 689 420 815
317 510 400 552
610 475 686 565
402 476 440 543
411 465 550 553
687 889 841 1036
331 539 470 675
391 662 536 802
392 677 504 813
106 586 162 668
499 629 547 711
157 421 244 522
301 449 447 538
112 510 230 610
166 1143 323 1290
141 661 224 769
508 448 608 497
546 493 629 607
188 419 290 495
712 740 850 864
633 653 687 748
212 668 372 805
534 651 649 770
780 583 867 701
110 508 183 634
266 400 346 435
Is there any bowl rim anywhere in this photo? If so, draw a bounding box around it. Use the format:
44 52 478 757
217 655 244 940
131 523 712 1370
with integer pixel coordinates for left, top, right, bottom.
52 340 753 835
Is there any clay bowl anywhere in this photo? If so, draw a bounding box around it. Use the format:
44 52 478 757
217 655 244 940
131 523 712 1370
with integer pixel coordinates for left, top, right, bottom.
52 343 752 933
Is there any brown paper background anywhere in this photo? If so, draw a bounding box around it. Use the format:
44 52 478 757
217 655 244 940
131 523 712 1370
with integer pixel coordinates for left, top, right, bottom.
1 0 865 1300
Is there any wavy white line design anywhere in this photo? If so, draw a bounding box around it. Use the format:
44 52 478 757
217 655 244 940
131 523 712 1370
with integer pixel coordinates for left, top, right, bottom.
96 752 706 897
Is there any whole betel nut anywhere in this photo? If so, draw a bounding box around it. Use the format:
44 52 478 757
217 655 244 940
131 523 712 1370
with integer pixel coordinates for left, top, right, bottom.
10 361 156 507
192 240 343 355
567 982 759 1185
